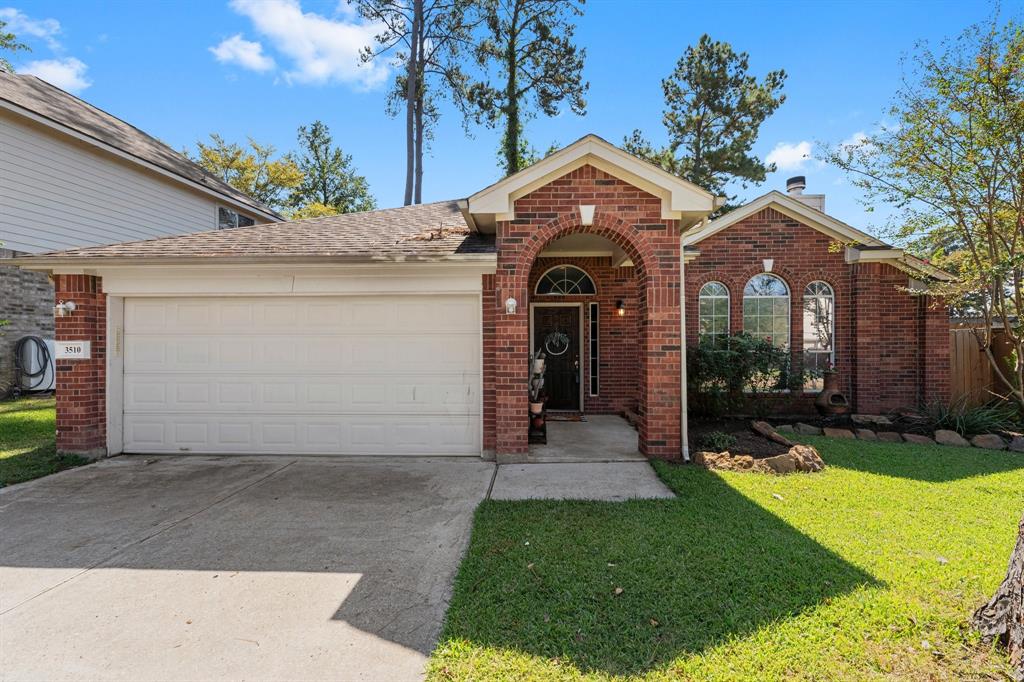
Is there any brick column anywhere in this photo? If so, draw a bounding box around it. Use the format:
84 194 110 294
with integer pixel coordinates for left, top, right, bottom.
851 263 882 413
53 275 106 457
921 294 950 405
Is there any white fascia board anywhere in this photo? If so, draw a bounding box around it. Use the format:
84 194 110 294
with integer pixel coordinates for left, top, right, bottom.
0 99 281 222
845 246 904 263
468 135 716 222
685 192 888 248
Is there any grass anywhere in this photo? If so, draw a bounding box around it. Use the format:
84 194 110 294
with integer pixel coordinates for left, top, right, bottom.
0 396 88 487
428 437 1024 680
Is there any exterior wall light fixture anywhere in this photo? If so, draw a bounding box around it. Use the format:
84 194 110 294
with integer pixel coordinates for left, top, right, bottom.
505 297 518 315
54 300 77 317
616 300 625 316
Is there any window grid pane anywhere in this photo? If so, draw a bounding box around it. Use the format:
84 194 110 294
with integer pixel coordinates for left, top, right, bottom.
698 282 730 345
802 281 835 390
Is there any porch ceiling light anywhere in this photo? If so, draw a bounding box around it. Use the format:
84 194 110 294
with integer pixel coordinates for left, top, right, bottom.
762 258 774 273
505 297 518 315
616 299 625 316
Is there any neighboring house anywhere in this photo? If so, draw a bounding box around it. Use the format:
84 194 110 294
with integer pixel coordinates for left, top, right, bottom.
0 70 280 391
14 135 951 460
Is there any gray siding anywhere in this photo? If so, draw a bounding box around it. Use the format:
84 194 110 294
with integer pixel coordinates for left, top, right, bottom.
0 112 243 253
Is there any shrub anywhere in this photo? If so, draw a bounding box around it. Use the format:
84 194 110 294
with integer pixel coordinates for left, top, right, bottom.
687 332 804 417
698 431 737 452
920 395 1019 436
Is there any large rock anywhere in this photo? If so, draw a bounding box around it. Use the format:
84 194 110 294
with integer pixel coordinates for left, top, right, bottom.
751 420 794 447
776 424 796 434
877 431 904 443
852 414 893 427
903 433 936 445
971 433 1007 450
789 444 826 472
855 429 877 441
795 422 823 436
760 453 796 474
934 429 970 447
1009 436 1024 453
822 427 855 439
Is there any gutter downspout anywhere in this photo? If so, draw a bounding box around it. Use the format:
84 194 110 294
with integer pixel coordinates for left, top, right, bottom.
680 229 690 462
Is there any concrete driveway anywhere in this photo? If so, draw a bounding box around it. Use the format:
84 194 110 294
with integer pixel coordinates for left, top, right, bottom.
0 455 494 682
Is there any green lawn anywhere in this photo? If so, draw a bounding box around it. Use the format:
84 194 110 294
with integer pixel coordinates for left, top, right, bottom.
428 437 1024 681
0 397 88 487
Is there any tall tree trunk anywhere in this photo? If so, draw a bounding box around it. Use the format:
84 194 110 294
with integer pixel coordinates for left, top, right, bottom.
503 47 519 176
413 11 424 205
974 512 1024 680
403 0 422 206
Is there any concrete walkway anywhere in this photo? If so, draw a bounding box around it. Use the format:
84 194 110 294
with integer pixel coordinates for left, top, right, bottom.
526 414 647 463
489 461 676 501
0 456 494 682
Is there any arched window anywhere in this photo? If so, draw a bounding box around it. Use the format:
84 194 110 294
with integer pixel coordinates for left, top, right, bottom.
743 274 790 348
535 265 596 295
803 281 835 390
698 281 730 345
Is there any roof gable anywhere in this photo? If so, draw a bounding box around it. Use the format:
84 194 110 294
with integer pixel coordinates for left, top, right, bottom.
466 134 720 229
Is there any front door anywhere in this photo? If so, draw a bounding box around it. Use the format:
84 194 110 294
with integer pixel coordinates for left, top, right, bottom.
533 305 581 411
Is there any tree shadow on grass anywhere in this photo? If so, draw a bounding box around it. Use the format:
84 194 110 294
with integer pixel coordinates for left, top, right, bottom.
800 435 1024 483
437 465 881 676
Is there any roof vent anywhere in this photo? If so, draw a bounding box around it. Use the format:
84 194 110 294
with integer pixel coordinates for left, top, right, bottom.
786 176 806 195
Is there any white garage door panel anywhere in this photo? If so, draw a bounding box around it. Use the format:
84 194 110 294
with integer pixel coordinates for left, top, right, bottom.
122 296 481 455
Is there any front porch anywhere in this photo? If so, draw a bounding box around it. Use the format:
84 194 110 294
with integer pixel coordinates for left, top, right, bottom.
525 414 645 463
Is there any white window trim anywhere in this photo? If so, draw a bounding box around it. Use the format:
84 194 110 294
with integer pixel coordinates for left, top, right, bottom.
742 274 791 349
802 280 836 393
698 281 730 342
534 264 597 296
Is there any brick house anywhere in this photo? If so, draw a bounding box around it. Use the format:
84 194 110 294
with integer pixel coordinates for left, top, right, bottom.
14 135 951 461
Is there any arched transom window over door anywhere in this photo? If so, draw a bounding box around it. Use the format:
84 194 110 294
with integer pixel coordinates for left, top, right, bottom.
743 274 790 348
803 281 835 391
535 265 597 295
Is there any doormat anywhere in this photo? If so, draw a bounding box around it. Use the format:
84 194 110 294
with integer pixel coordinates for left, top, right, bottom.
546 413 586 422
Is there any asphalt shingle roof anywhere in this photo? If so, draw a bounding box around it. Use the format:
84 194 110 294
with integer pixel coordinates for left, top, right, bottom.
21 200 495 262
0 71 278 220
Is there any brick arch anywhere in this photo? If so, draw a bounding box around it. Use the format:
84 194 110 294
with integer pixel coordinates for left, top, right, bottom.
737 264 798 294
493 205 682 459
795 270 843 298
514 209 655 283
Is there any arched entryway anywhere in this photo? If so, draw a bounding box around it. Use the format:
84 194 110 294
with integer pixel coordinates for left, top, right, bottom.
491 208 682 459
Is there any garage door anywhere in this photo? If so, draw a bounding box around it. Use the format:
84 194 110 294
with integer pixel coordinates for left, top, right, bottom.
122 295 480 455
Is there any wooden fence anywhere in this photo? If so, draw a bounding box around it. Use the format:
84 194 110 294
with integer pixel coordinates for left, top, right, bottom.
949 327 1014 406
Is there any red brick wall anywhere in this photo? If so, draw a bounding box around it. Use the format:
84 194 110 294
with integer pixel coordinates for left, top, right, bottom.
490 164 682 458
527 256 641 413
53 274 106 456
685 207 949 414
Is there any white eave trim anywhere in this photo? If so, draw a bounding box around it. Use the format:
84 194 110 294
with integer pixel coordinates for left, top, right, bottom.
467 135 719 222
845 247 955 282
683 191 887 248
0 98 281 223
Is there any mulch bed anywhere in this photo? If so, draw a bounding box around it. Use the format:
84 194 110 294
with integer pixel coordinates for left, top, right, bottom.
688 417 790 458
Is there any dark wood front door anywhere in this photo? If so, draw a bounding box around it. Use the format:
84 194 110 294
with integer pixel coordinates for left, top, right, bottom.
533 305 581 411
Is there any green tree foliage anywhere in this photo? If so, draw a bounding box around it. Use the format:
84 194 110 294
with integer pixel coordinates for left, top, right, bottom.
289 121 375 214
0 19 29 72
466 0 588 176
194 134 303 211
624 34 786 204
826 17 1024 410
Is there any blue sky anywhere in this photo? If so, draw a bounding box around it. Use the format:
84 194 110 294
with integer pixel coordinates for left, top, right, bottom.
4 0 1019 237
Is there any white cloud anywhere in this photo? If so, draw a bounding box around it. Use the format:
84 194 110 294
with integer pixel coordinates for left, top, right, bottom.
0 7 62 50
227 0 389 88
766 140 813 171
20 57 91 93
210 34 275 72
840 131 868 149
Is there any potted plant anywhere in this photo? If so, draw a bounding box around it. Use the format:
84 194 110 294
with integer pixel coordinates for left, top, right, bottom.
529 351 546 415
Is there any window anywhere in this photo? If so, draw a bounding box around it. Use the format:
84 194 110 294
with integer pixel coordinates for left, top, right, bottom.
803 281 835 391
698 281 730 345
743 274 790 348
589 302 599 396
535 265 596 295
218 207 256 230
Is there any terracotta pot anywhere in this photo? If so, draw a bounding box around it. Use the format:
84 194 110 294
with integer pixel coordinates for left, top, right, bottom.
815 371 850 416
529 401 544 415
